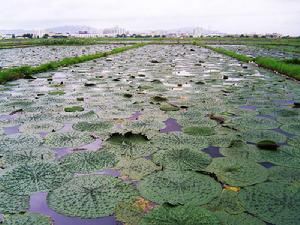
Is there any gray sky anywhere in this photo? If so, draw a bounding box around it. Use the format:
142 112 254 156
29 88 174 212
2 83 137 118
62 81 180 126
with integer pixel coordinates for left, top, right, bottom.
0 0 299 35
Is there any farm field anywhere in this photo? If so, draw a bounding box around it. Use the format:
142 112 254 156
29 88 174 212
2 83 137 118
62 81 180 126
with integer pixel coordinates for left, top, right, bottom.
0 43 300 225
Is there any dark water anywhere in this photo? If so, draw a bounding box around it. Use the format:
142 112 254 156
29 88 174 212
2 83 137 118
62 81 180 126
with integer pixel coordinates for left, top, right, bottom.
127 111 142 120
240 105 256 110
29 192 118 225
272 128 295 138
202 146 224 158
259 161 276 169
160 118 182 133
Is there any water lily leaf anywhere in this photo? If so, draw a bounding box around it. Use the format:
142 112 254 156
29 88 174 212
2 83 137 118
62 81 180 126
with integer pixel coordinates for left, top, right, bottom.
72 121 113 133
0 162 71 195
19 121 63 134
140 204 220 225
214 211 265 225
0 189 29 214
64 106 84 112
183 126 216 136
239 182 300 225
288 136 300 147
206 134 241 148
115 199 145 225
45 131 94 148
153 147 211 171
1 213 52 225
281 124 300 136
47 175 138 218
0 134 44 154
159 102 180 111
207 157 268 186
2 147 55 168
232 116 279 131
116 157 160 180
242 130 286 143
268 166 300 188
59 150 118 173
138 170 221 205
151 133 208 150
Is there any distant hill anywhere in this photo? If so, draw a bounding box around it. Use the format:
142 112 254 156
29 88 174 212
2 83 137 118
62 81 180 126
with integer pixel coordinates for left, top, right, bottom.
46 25 101 34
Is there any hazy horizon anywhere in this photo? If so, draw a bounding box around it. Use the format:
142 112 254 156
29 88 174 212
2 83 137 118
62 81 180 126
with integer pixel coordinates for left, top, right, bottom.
0 0 299 35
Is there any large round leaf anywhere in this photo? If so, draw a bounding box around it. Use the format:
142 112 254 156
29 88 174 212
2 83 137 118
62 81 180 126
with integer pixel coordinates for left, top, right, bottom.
140 205 220 225
0 134 43 153
47 175 138 218
153 147 211 171
239 182 300 225
1 213 52 225
138 171 221 205
0 162 71 195
59 150 118 173
214 211 265 225
0 189 29 214
207 157 268 186
45 131 94 148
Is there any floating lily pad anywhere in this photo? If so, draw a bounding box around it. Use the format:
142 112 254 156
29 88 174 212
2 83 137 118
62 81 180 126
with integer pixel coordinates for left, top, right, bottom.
115 199 145 225
1 213 52 225
281 124 300 135
138 170 221 205
243 130 286 143
0 189 29 214
239 182 300 225
150 96 168 102
59 150 118 173
48 90 65 95
47 175 138 218
19 121 63 134
45 131 94 148
0 162 71 195
268 166 300 187
288 136 300 147
1 213 53 225
206 134 241 148
183 126 216 136
64 106 84 112
207 157 268 186
232 116 279 131
2 147 55 168
205 190 244 215
220 140 261 160
116 157 160 180
214 211 265 225
0 134 44 153
153 147 211 171
140 204 220 225
73 121 113 133
159 103 180 111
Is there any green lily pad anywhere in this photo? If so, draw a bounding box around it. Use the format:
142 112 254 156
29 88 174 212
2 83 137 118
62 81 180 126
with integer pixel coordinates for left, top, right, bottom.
64 106 84 112
214 211 265 225
140 204 220 225
2 147 55 168
47 175 138 218
0 134 44 153
239 182 300 225
115 199 144 225
19 121 63 134
242 130 286 143
268 166 300 188
159 103 180 111
59 150 118 173
116 157 160 180
183 126 216 136
232 116 279 131
138 170 221 205
205 190 244 215
45 131 94 148
0 162 71 195
207 157 268 186
1 213 52 225
73 121 113 132
281 124 300 135
48 90 65 95
153 147 211 171
0 189 29 214
256 140 279 150
288 136 300 147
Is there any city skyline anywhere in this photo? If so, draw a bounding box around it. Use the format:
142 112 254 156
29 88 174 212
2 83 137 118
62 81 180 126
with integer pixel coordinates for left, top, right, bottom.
0 0 299 36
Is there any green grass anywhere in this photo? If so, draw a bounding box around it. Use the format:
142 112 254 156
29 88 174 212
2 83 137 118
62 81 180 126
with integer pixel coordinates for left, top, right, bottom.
0 44 144 84
204 45 300 80
254 57 300 80
205 45 254 62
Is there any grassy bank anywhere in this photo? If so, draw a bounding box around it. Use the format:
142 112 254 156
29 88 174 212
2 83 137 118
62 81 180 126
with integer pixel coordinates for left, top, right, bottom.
0 43 144 84
204 45 300 80
205 45 254 62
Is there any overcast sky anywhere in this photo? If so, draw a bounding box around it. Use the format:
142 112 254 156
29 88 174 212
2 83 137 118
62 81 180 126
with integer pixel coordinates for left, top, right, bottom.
0 0 299 35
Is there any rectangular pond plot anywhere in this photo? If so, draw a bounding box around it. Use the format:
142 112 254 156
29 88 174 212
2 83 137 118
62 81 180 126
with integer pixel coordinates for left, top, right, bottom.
0 44 126 68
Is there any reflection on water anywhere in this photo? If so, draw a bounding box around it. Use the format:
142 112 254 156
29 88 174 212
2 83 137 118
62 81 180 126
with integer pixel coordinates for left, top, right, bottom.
160 118 182 133
202 146 224 158
29 192 119 225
